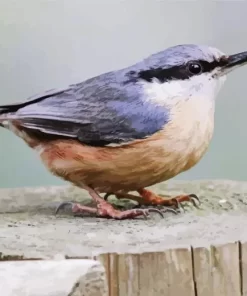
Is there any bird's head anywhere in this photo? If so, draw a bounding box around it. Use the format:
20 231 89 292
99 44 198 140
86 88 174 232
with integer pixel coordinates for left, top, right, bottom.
131 44 247 105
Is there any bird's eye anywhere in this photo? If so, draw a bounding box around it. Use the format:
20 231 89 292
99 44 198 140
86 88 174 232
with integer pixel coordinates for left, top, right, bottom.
187 62 202 75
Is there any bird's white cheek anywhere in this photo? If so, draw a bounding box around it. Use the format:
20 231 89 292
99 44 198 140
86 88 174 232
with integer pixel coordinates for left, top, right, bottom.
142 73 227 108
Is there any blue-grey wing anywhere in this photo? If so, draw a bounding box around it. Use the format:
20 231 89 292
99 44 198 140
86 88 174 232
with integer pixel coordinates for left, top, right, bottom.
4 71 169 146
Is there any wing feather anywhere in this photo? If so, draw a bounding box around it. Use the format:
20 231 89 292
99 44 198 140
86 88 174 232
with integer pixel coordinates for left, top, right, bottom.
2 70 169 146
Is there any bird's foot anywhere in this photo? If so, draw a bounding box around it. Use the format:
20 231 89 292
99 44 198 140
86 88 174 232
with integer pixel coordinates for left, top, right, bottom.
55 199 165 220
104 188 200 211
138 188 200 210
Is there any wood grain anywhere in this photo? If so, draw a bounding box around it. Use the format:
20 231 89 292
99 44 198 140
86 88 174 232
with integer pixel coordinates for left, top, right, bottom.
118 253 140 296
202 242 241 296
72 242 245 296
167 247 195 296
193 246 212 296
138 251 170 295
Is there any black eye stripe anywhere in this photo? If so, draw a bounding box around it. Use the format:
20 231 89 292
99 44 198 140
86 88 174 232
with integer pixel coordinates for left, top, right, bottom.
199 59 227 73
126 59 228 83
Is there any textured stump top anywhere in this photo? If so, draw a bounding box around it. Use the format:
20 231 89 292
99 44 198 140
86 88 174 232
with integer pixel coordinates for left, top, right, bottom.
1 180 247 259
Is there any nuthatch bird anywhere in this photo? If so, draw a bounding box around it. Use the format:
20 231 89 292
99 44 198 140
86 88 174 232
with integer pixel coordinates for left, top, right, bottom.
1 44 247 219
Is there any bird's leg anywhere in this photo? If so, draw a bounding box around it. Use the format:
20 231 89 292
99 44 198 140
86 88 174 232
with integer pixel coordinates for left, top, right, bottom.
105 189 200 210
55 186 164 219
104 192 147 204
137 189 200 208
104 191 178 214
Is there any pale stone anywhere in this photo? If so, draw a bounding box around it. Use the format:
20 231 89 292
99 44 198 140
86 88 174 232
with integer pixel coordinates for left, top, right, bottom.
0 259 108 296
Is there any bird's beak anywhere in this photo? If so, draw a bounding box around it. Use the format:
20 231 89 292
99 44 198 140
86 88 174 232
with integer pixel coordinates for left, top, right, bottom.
219 51 247 75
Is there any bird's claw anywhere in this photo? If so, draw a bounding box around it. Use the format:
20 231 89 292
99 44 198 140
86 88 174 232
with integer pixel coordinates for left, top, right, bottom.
170 193 200 212
104 193 112 201
55 202 74 215
143 208 164 218
188 193 201 208
154 205 179 215
171 199 185 213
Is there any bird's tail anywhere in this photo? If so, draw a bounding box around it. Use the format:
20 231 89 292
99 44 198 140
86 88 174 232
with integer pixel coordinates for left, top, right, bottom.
0 88 69 128
0 103 21 127
0 106 8 126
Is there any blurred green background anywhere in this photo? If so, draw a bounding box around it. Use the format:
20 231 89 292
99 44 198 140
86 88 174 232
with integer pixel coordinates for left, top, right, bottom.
0 0 247 188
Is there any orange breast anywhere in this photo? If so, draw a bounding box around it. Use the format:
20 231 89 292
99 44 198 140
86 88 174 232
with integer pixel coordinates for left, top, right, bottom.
38 115 213 193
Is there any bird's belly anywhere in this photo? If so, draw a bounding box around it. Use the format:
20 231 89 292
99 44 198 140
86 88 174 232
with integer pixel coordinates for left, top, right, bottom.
38 115 214 193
